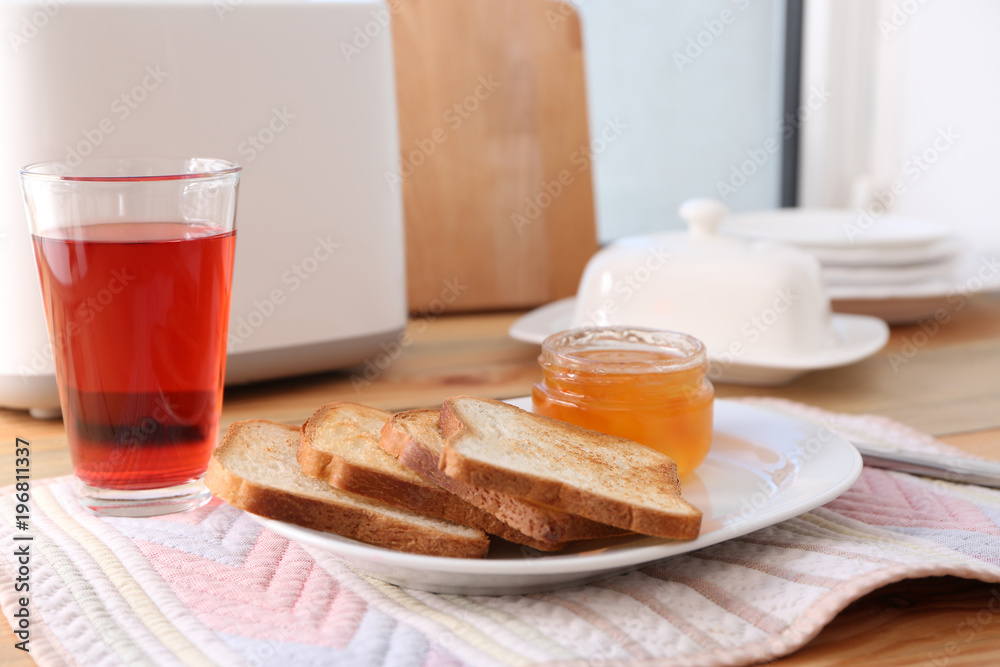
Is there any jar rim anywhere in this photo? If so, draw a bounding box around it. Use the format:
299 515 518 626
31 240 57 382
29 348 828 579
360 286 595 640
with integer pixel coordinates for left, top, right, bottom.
540 326 706 374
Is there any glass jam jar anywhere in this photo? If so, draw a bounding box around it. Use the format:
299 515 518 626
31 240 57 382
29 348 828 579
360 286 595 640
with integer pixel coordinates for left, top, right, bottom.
532 327 714 476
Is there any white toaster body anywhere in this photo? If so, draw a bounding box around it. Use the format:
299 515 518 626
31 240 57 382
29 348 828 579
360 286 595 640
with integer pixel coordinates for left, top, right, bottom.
0 0 407 413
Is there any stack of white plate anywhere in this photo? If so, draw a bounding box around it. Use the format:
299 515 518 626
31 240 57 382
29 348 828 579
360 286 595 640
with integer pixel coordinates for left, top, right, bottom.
723 209 999 324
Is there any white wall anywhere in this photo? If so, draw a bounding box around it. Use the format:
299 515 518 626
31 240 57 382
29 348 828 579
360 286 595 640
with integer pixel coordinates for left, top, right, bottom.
572 0 788 242
878 0 1000 246
800 0 1000 247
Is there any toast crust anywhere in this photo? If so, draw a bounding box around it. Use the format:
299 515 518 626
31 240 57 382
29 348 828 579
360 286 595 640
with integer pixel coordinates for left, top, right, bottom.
439 397 703 540
379 412 569 551
206 420 489 558
299 402 457 512
383 410 626 543
301 403 566 551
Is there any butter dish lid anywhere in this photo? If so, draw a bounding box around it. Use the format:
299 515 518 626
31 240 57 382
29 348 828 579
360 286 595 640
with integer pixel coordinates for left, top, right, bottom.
594 199 822 270
571 198 838 366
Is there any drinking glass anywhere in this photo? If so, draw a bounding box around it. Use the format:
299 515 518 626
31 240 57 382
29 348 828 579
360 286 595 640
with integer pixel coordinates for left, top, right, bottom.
20 158 241 516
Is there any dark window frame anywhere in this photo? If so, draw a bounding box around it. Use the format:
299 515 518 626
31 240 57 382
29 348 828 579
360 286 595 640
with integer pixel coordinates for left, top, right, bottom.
781 0 805 207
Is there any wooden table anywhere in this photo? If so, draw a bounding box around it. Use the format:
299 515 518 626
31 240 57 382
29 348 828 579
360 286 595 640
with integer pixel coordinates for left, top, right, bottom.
3 296 1000 665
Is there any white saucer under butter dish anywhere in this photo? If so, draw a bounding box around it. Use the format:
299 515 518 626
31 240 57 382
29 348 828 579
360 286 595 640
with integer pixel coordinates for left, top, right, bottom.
509 297 888 386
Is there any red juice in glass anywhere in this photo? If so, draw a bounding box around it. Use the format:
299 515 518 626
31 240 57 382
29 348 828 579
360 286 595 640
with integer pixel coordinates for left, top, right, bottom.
31 222 236 490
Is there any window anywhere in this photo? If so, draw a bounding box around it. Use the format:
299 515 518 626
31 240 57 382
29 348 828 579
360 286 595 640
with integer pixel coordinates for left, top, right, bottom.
573 0 796 242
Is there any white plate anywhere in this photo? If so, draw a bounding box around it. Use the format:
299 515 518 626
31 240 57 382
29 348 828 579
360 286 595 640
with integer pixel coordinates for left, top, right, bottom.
827 250 1000 299
822 257 958 286
826 250 1000 323
250 398 862 595
724 209 951 248
806 236 964 267
508 298 889 386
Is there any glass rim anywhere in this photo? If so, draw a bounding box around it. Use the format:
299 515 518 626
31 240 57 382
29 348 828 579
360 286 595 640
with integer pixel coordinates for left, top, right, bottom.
540 326 707 374
19 157 242 183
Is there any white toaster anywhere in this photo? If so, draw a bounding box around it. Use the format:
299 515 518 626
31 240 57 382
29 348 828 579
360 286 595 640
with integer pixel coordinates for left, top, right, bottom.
0 0 407 415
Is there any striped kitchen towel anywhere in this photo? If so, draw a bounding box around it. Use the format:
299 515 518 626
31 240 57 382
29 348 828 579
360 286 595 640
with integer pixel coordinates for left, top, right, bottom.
3 399 1000 667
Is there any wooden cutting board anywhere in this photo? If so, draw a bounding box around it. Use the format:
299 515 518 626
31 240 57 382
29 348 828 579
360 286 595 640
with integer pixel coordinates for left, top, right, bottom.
392 0 598 313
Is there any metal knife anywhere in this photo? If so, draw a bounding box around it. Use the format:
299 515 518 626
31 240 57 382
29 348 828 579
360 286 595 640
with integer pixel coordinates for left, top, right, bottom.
853 442 1000 489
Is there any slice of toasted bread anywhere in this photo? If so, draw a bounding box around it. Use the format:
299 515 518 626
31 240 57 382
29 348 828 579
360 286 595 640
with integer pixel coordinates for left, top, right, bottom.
379 410 569 551
382 409 626 543
438 397 703 540
301 403 565 551
206 420 490 558
298 402 432 506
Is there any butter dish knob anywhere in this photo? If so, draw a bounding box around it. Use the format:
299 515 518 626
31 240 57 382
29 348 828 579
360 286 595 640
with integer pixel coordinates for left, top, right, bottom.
678 198 729 238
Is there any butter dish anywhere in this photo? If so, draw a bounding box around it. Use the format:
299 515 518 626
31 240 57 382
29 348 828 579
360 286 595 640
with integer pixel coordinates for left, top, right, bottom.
511 200 889 385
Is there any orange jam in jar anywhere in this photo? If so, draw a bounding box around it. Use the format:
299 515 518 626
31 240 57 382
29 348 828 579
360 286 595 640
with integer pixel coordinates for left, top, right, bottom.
532 327 714 476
